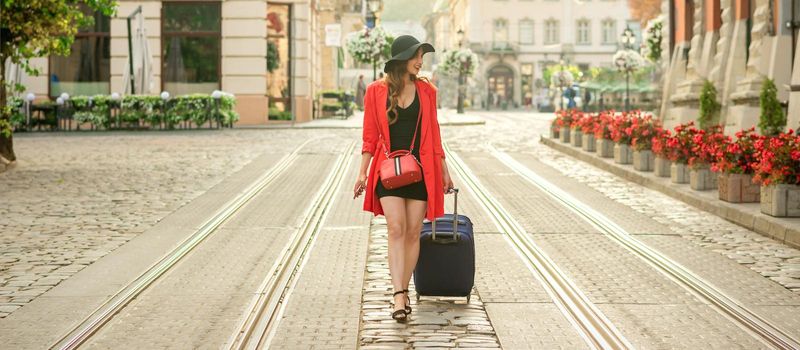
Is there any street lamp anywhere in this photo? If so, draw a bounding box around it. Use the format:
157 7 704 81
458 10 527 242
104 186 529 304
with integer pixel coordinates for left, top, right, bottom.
559 55 566 111
366 0 382 29
24 93 35 131
211 90 222 129
456 28 467 114
110 92 121 129
160 91 170 129
618 25 636 112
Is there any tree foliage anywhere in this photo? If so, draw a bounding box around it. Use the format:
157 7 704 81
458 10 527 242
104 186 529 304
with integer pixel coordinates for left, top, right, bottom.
627 0 662 25
0 0 118 161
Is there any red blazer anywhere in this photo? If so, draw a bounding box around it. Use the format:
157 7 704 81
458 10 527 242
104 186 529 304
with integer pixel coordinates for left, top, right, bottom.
361 79 446 221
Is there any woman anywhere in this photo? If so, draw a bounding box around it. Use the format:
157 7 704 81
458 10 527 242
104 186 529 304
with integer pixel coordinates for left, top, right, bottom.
353 35 454 322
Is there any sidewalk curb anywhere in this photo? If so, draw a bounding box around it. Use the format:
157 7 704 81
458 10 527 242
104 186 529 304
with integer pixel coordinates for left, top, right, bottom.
540 135 800 250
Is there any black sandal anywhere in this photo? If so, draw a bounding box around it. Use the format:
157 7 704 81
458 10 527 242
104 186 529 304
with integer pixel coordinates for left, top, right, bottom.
391 291 407 322
403 289 412 314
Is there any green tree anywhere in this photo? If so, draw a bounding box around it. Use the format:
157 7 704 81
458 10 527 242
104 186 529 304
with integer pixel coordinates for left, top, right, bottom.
698 80 721 129
758 79 786 136
0 0 118 162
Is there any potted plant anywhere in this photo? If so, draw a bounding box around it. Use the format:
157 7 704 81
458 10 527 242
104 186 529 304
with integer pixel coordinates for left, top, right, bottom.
593 111 614 158
629 113 660 171
569 111 584 148
666 122 697 184
550 117 561 139
610 112 633 164
576 113 598 152
555 109 575 143
711 127 760 203
688 125 724 191
651 127 672 177
753 129 800 217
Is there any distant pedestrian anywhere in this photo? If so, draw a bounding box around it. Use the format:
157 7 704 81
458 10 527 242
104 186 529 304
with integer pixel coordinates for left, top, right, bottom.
354 35 453 323
356 75 366 110
583 89 592 112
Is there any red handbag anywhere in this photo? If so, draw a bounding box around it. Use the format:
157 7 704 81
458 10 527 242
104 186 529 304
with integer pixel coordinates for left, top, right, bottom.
378 102 423 190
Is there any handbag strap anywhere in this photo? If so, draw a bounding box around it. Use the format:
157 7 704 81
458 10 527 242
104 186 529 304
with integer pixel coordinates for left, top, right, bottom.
378 90 422 158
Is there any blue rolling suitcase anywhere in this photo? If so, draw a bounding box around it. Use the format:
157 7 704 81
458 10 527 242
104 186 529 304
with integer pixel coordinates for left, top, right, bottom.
413 189 475 302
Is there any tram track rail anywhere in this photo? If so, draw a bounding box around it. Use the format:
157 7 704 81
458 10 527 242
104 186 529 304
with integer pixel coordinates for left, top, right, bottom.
487 143 800 350
225 141 356 349
443 142 633 350
50 139 318 350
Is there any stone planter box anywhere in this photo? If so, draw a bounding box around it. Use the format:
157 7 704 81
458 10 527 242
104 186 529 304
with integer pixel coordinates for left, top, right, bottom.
550 127 560 139
596 138 614 158
718 173 760 203
559 127 571 143
613 143 633 164
690 166 718 190
570 129 583 147
760 184 800 217
654 156 671 177
671 162 690 184
633 150 654 171
581 133 596 152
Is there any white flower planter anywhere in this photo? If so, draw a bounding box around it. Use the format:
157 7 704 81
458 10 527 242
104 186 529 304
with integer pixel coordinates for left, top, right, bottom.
582 133 596 152
654 156 671 177
633 150 654 171
596 138 614 158
718 173 760 203
570 129 583 147
613 143 633 164
760 184 800 217
689 166 718 191
559 127 571 143
670 162 690 184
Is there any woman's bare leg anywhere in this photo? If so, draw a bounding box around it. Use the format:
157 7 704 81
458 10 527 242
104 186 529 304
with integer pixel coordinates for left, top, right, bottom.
380 196 408 313
402 199 427 293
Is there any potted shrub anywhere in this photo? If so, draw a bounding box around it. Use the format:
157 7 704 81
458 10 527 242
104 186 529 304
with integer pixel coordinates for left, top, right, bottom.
576 113 598 152
569 111 584 148
666 122 697 184
688 125 724 191
629 113 660 171
711 127 760 203
610 112 634 164
555 109 575 143
593 111 614 158
651 127 672 177
550 117 560 139
753 130 800 217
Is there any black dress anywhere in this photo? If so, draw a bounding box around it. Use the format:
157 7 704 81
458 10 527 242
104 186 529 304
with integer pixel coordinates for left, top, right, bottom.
375 91 428 201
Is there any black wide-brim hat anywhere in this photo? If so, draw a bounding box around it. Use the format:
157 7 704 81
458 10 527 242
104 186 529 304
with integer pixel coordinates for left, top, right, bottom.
383 35 435 73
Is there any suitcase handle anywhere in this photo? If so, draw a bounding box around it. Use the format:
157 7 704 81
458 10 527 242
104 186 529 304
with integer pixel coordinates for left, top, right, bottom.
432 188 459 241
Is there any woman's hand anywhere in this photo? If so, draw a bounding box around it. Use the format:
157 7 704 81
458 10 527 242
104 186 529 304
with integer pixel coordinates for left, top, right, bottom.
354 173 368 199
442 164 454 193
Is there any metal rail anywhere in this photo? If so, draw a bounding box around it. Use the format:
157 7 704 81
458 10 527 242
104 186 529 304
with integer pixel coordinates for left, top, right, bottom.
51 139 315 350
226 141 357 349
489 144 800 350
443 142 633 350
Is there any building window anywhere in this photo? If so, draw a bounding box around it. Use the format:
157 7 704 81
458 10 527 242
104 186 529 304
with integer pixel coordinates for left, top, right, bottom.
493 18 509 49
49 5 111 98
162 2 222 95
576 19 591 45
268 2 292 118
601 19 617 44
519 19 534 45
544 19 559 44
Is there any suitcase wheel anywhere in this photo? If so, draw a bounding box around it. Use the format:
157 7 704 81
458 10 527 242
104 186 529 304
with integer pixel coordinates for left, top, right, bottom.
466 295 471 302
416 294 420 301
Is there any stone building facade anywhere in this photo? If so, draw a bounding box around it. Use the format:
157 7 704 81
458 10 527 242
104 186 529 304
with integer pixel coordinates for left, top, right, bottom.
14 0 363 126
434 0 634 108
660 0 799 133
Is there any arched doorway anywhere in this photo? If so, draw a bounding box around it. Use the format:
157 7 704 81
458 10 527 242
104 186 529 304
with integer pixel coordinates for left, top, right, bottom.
487 65 514 108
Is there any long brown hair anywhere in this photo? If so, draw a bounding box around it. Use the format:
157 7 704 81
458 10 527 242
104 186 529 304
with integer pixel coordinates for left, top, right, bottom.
385 61 414 125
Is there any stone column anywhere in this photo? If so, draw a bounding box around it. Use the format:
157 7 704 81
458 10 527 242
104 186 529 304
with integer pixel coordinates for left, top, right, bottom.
725 0 772 133
789 44 800 130
708 0 734 87
292 2 314 123
222 0 269 125
665 0 706 129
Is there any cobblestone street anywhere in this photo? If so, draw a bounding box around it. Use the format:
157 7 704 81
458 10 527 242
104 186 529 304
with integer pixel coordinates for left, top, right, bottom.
1 111 799 349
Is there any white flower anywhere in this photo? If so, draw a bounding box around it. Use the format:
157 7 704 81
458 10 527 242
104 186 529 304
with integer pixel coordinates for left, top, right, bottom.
613 49 644 71
438 48 478 77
